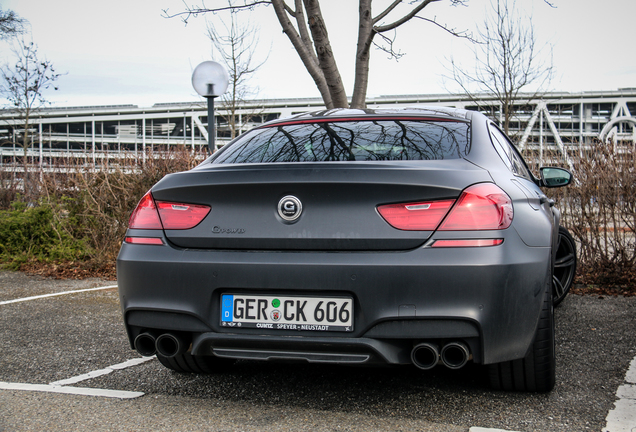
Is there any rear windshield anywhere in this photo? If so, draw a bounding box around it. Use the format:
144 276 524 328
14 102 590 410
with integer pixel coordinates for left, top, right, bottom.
211 119 470 164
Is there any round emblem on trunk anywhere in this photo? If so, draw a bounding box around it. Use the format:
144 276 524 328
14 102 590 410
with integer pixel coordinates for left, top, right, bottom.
278 195 302 222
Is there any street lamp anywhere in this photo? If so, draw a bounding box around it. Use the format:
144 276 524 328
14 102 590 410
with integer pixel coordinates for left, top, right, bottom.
191 61 229 154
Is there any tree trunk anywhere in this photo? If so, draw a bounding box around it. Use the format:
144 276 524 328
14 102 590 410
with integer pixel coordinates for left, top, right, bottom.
22 109 30 201
271 0 334 108
302 0 348 108
503 99 510 135
351 0 373 109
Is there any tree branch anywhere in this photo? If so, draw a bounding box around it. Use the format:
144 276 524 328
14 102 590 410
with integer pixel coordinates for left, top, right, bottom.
283 0 296 16
372 0 402 25
444 0 553 135
162 1 272 24
293 0 315 58
412 16 478 42
374 0 438 33
372 31 405 60
0 7 27 40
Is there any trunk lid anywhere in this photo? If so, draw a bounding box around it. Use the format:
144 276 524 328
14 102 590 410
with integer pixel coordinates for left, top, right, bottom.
151 160 491 251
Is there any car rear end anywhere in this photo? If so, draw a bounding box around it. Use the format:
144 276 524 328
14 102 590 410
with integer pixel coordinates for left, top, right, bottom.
117 110 550 374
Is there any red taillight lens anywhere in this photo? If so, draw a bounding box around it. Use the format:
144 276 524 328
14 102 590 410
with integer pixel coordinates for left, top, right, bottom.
439 183 513 231
129 191 211 230
125 237 164 245
156 201 210 230
377 199 456 231
129 191 162 229
431 239 504 248
377 183 512 232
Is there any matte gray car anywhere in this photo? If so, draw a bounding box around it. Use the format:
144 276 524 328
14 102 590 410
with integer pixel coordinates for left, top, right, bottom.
117 107 572 392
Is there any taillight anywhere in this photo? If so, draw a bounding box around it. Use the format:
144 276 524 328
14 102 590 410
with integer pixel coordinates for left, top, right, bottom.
125 237 164 245
156 201 210 229
129 191 162 229
129 191 211 230
377 183 512 232
377 200 455 231
438 183 513 231
431 239 504 248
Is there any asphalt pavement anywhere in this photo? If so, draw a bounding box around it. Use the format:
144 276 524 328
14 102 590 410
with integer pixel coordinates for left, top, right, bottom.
0 270 635 431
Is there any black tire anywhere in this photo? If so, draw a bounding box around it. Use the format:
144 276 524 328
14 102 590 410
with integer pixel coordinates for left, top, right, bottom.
488 281 556 392
156 352 235 374
553 226 577 306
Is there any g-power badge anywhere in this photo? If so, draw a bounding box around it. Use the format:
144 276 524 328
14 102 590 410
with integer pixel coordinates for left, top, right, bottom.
278 195 302 222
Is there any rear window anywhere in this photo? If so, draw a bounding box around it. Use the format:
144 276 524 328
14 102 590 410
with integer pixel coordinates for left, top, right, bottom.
211 119 470 164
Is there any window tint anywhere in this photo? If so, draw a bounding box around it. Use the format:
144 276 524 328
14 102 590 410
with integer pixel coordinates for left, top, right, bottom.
211 120 470 164
488 125 531 180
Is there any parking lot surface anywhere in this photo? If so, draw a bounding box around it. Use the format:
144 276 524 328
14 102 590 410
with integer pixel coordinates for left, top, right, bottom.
1 270 635 431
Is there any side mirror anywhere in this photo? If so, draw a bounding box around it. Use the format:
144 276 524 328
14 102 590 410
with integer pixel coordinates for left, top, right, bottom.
540 167 572 188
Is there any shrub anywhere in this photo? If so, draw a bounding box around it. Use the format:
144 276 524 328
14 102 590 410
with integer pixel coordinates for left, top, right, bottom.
39 148 203 266
0 200 90 269
541 140 636 287
0 148 202 274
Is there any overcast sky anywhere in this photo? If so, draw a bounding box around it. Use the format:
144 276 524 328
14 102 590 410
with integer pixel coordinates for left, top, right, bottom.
1 0 634 108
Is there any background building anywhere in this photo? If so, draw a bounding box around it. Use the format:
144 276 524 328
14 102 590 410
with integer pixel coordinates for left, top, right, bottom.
1 89 635 172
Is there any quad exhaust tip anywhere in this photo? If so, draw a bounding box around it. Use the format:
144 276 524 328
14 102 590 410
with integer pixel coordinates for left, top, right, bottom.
134 332 190 358
411 341 471 370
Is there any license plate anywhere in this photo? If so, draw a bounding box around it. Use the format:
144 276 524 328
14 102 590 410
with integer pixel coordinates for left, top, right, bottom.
221 294 353 332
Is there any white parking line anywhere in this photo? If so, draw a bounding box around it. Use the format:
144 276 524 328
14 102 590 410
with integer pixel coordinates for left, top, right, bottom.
0 357 154 399
0 382 144 399
0 283 152 399
470 357 636 432
0 284 153 398
603 356 636 432
0 285 118 305
49 357 154 386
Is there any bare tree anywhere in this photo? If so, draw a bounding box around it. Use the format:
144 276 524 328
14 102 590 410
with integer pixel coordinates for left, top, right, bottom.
446 0 554 136
1 40 60 199
0 7 26 40
207 9 268 139
166 0 472 109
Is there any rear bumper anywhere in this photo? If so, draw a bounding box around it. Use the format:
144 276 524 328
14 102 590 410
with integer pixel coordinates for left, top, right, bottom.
117 227 550 365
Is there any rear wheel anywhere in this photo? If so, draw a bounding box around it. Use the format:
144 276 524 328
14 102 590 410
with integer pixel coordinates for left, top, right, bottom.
553 226 577 306
157 353 235 374
488 282 555 392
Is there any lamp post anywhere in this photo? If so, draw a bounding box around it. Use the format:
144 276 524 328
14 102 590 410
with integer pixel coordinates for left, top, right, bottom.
191 61 229 154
